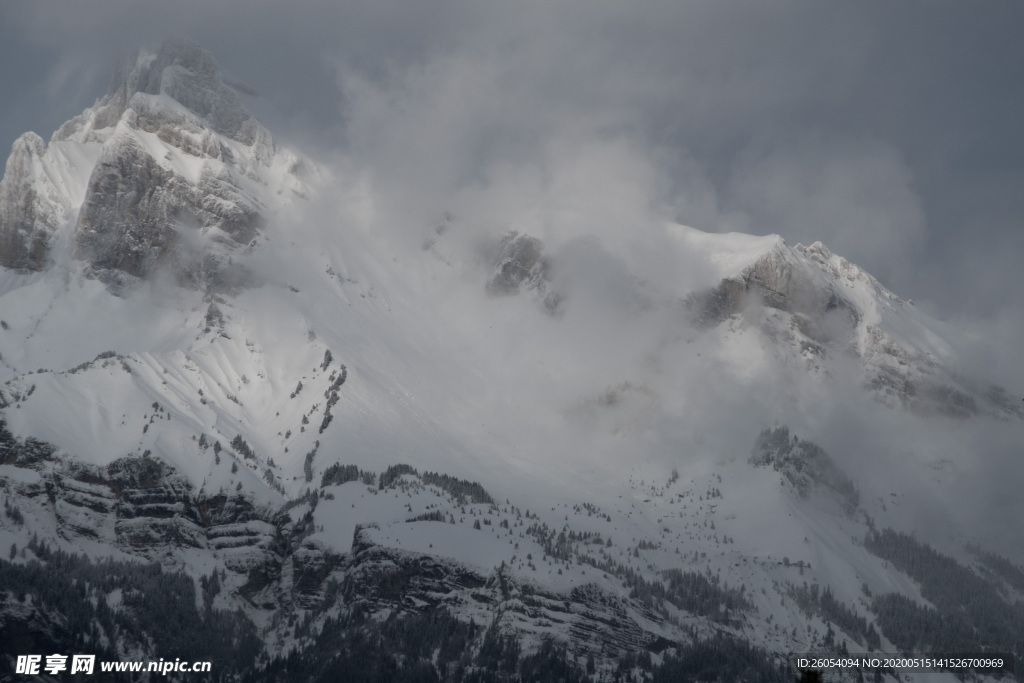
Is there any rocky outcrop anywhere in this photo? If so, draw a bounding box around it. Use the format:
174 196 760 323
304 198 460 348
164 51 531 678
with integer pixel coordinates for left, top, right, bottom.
55 40 270 149
33 455 272 556
74 135 186 280
0 40 305 290
686 240 1021 419
73 132 263 285
342 526 677 659
687 240 860 340
0 418 57 467
487 232 549 296
751 426 859 513
486 231 562 313
0 133 69 271
68 43 274 287
0 436 299 605
0 433 684 661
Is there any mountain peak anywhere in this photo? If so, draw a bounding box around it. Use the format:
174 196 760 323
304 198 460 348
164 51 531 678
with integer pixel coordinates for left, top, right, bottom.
137 39 262 144
0 42 309 282
53 40 265 148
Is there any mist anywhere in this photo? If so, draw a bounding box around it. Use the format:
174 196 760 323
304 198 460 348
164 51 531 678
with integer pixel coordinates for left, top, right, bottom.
2 0 1023 557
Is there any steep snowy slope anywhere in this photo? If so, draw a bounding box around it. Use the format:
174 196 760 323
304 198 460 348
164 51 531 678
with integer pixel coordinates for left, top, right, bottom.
1 41 1022 682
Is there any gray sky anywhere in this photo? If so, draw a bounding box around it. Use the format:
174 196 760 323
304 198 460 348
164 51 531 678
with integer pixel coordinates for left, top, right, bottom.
1 0 1022 386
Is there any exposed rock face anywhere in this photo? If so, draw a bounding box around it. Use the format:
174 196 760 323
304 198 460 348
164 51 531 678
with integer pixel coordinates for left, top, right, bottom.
0 418 685 662
0 419 57 467
0 133 69 271
70 42 275 287
19 453 277 560
55 40 271 150
0 40 307 290
688 240 1021 419
750 426 859 513
487 231 549 296
342 526 676 659
74 135 186 280
486 231 562 313
688 240 859 340
73 132 263 284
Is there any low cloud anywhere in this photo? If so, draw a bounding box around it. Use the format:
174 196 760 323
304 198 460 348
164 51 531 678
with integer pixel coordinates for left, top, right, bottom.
724 136 926 288
1 0 1023 556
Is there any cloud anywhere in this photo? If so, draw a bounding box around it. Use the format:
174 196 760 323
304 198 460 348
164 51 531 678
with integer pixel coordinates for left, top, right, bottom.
723 136 926 287
1 0 1023 562
2 0 1023 385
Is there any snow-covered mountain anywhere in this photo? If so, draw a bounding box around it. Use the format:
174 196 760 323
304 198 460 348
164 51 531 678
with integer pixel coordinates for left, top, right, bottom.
1 41 1022 682
0 40 310 290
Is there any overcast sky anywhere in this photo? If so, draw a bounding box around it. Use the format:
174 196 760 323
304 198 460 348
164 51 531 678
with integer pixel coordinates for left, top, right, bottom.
1 0 1022 385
